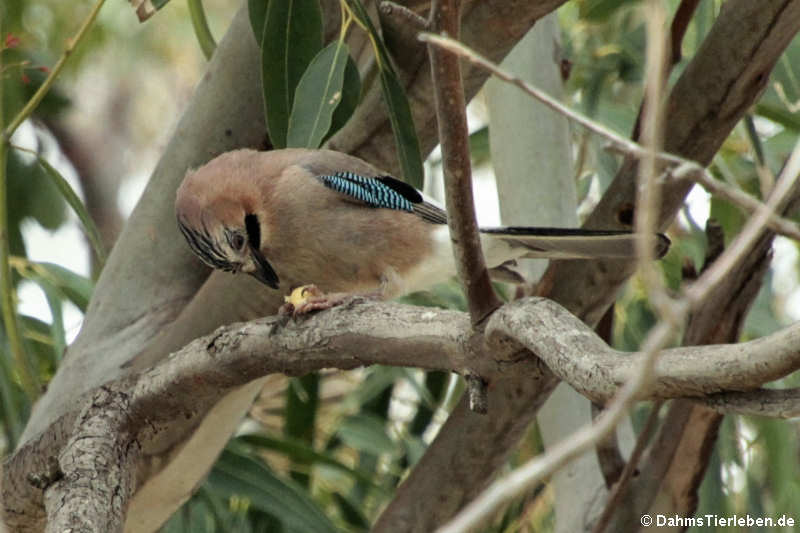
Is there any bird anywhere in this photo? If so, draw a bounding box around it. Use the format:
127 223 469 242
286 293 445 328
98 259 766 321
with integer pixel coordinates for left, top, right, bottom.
175 148 669 311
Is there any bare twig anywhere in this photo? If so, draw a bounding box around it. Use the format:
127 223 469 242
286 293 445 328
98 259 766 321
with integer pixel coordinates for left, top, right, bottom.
3 0 107 141
427 1 501 328
422 32 800 246
668 162 800 241
669 0 701 65
684 141 800 305
636 0 671 317
591 400 665 533
418 32 686 169
435 5 800 529
0 24 40 401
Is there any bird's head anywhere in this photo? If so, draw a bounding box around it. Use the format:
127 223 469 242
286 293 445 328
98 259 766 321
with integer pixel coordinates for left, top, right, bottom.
175 161 280 289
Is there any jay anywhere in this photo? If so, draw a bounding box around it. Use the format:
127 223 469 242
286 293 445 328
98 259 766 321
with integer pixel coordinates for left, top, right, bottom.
175 149 669 309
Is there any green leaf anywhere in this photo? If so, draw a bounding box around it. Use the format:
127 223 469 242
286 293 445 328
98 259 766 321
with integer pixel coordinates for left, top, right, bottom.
332 492 370 532
238 434 381 490
325 52 361 144
342 0 424 188
24 262 93 312
187 0 217 60
0 342 25 447
336 413 395 456
260 0 323 148
284 374 319 486
581 0 642 22
376 53 424 189
19 314 59 373
248 0 269 47
286 41 351 149
208 448 337 533
18 148 107 266
39 281 67 361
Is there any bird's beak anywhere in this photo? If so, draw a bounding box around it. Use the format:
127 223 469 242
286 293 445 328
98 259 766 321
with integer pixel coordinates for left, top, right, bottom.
248 247 280 289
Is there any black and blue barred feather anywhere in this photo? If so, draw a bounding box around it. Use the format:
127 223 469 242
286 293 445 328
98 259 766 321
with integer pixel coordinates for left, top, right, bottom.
318 172 415 212
316 171 447 224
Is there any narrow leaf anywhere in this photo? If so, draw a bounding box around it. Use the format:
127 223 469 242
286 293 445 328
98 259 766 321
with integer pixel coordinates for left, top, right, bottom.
208 448 337 533
342 0 423 187
18 148 107 266
378 69 424 188
337 413 395 455
238 434 382 490
284 374 319 487
0 343 24 446
325 52 361 143
261 0 323 148
39 281 67 361
247 0 269 46
287 42 351 148
26 261 93 312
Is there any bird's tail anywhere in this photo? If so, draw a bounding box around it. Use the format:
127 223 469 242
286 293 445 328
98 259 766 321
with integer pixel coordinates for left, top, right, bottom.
480 227 670 260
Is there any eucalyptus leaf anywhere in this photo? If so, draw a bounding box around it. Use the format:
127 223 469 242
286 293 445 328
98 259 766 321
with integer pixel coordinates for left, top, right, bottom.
342 0 423 187
284 374 319 487
325 52 361 144
21 148 107 266
287 41 351 149
238 434 381 490
337 413 395 456
260 0 323 148
25 262 93 312
581 0 642 21
247 0 269 47
208 449 337 533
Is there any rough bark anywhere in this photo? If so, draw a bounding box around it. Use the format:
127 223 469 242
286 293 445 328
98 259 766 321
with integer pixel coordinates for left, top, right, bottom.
4 3 572 529
4 0 800 531
375 1 800 530
7 295 800 530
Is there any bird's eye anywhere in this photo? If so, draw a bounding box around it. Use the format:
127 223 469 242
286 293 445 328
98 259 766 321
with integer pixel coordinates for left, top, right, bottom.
231 233 246 251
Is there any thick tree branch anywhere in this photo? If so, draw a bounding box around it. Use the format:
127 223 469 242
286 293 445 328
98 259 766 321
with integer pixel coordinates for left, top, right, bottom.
487 298 800 404
379 3 800 530
7 295 800 530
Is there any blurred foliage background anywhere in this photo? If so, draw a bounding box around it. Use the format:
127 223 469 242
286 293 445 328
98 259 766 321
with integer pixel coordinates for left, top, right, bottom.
2 0 800 531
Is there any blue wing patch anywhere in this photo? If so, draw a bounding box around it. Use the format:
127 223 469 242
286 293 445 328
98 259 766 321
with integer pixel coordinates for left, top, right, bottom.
318 172 416 212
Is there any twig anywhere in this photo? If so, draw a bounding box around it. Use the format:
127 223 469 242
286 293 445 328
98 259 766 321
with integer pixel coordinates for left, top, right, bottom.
0 22 40 400
187 0 217 60
426 1 501 327
663 159 800 241
591 400 665 533
684 140 800 305
436 320 678 533
636 0 671 319
435 4 795 529
428 0 497 413
418 32 686 169
631 0 699 141
669 0 701 66
3 0 107 141
438 136 800 533
420 32 800 248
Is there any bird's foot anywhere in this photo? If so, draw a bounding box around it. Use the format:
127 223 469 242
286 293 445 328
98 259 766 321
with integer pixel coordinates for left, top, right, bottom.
280 284 350 316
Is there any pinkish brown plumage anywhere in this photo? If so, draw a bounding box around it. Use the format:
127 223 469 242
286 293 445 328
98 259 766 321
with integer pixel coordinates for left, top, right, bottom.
175 148 669 299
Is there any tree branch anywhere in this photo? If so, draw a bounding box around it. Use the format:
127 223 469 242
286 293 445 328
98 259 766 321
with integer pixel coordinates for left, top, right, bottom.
7 295 800 530
380 3 800 530
428 0 501 326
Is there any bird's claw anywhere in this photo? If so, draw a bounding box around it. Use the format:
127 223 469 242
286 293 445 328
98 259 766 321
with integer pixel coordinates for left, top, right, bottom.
280 284 348 316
